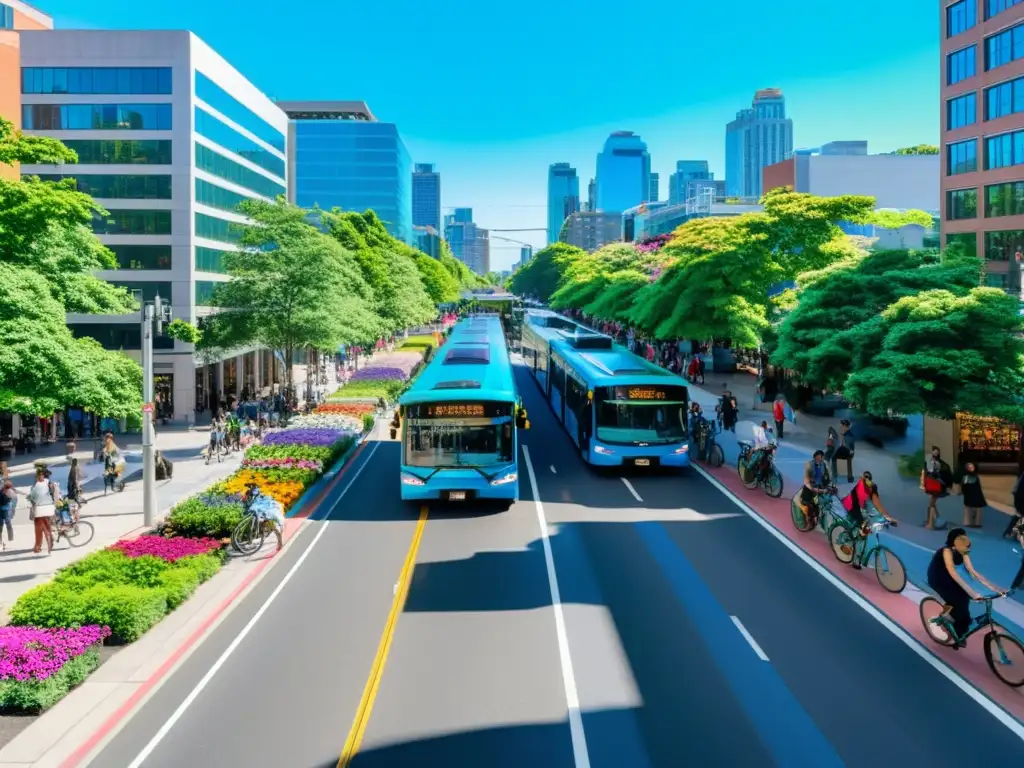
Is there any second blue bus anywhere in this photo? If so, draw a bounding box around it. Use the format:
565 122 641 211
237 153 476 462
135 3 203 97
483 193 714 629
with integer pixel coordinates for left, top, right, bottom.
521 310 690 469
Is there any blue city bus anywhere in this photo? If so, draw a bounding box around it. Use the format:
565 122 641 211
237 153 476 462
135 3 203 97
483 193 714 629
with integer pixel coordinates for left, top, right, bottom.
521 310 690 469
398 315 527 504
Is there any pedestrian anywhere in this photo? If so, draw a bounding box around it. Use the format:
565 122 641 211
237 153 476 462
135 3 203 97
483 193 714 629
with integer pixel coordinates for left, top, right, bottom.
27 468 53 554
1005 467 1024 539
66 457 83 504
697 355 706 385
957 462 986 529
920 446 952 530
0 479 15 550
773 396 786 439
831 420 856 483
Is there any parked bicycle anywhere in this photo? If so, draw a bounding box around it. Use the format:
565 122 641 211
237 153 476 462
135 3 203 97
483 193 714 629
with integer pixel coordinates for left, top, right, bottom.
695 417 724 468
737 440 783 498
50 499 95 548
829 518 906 593
231 484 285 555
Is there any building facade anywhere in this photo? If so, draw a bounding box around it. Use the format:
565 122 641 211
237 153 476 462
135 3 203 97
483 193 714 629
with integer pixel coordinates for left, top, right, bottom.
412 162 440 232
547 162 580 244
586 177 596 211
559 210 621 251
444 208 489 274
279 100 412 244
668 160 713 205
19 30 291 422
725 88 794 198
595 131 650 215
413 225 441 258
649 171 659 202
519 244 533 268
940 0 1024 292
0 1 52 181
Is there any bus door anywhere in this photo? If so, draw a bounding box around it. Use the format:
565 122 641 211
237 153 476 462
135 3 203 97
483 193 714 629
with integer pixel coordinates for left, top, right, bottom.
550 358 566 423
563 374 588 450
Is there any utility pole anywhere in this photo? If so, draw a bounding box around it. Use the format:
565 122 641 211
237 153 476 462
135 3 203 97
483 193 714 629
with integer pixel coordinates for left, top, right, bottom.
141 295 170 528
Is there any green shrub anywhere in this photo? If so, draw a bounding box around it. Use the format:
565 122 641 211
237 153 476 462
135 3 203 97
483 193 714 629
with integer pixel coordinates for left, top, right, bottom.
898 449 925 480
245 444 335 463
9 583 85 628
159 569 201 610
166 496 243 539
0 649 102 714
362 413 374 433
79 584 167 644
176 552 223 583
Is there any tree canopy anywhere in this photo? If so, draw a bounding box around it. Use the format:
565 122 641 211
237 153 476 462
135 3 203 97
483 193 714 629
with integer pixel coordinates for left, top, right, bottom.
507 242 587 302
0 118 141 416
892 145 939 155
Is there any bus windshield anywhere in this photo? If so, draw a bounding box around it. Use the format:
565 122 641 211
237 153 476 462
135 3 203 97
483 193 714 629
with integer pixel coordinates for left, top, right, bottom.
595 385 688 445
403 402 515 468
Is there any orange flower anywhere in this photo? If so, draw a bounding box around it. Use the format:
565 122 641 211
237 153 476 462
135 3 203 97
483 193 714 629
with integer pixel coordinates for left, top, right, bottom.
314 402 375 417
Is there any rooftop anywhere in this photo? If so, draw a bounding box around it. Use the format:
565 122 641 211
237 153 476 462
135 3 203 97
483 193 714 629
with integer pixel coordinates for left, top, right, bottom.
275 100 375 121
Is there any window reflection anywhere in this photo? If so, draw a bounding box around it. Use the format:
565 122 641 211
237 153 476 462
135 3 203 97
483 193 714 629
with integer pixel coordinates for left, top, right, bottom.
405 423 514 467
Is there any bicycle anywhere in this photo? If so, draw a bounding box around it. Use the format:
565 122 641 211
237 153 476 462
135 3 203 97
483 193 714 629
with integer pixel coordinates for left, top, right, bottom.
829 517 907 593
696 418 724 468
790 485 839 533
206 430 225 465
737 441 783 498
231 484 283 555
50 500 95 548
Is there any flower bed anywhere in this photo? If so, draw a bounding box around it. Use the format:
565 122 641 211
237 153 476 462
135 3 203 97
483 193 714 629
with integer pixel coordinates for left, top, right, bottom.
313 402 375 417
111 535 222 562
330 347 430 401
0 626 111 713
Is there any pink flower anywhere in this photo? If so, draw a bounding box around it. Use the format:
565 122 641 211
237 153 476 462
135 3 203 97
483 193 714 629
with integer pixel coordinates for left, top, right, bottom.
0 626 110 681
110 535 222 562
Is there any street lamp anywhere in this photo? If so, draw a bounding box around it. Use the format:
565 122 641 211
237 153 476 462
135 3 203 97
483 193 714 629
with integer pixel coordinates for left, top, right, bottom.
141 294 171 527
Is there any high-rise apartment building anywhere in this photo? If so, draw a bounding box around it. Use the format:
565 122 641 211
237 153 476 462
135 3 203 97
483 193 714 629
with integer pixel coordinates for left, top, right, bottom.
20 30 290 420
596 131 650 214
559 210 621 252
519 245 533 268
940 0 1024 293
547 162 580 244
725 88 794 198
279 100 412 243
412 162 440 232
0 1 52 180
444 207 489 274
649 172 659 202
668 160 713 205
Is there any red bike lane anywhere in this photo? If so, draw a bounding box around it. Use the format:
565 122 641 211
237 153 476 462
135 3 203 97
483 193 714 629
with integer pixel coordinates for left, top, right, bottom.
698 460 1024 729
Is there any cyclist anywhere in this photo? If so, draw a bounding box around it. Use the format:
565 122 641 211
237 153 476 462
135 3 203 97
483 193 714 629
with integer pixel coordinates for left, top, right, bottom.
840 471 898 569
927 527 1005 647
799 450 832 526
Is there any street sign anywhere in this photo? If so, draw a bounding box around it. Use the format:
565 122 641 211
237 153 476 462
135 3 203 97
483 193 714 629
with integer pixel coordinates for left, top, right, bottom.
142 403 154 413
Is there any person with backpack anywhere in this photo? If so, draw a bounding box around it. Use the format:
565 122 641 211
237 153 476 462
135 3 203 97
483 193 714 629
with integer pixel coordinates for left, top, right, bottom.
921 446 953 530
840 471 898 569
831 420 856 482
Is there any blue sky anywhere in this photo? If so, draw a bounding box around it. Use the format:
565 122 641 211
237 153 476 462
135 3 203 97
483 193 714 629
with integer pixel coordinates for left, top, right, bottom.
43 0 940 269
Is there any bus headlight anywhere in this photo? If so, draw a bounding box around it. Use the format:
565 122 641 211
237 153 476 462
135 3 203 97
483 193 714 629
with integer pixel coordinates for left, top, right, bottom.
401 473 425 486
490 472 518 485
673 445 689 454
594 445 615 455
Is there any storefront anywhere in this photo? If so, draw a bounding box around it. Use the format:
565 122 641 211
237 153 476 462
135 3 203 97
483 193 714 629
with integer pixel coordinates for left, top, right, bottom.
925 412 1023 510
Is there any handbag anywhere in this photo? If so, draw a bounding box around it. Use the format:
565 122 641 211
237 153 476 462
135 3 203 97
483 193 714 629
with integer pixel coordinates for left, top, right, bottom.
924 476 944 495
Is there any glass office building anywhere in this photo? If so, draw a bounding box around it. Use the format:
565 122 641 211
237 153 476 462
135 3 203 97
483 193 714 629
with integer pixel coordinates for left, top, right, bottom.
281 102 412 244
547 162 580 245
412 163 441 232
595 131 651 215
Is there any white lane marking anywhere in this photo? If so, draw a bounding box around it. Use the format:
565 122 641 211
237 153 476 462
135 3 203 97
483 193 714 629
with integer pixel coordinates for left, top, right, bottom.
691 463 1024 743
731 616 769 661
522 445 591 768
124 440 383 768
621 478 643 502
550 465 557 474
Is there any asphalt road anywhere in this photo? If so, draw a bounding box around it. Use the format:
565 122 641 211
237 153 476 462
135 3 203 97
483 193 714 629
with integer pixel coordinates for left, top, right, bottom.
88 361 1024 768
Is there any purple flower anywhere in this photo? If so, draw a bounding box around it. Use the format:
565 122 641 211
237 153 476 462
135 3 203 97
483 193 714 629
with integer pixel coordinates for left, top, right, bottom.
262 428 347 447
0 626 111 682
351 367 410 382
111 535 222 562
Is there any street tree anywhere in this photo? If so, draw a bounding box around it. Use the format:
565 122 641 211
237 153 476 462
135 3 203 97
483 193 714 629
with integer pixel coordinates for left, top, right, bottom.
413 251 461 305
892 145 939 155
506 242 586 302
843 288 1024 420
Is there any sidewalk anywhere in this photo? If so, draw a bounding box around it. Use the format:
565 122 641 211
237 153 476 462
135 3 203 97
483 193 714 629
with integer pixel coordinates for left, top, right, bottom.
0 429 241 621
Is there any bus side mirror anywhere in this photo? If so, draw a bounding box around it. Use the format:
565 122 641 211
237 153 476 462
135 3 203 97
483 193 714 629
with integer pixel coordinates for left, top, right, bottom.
389 427 397 440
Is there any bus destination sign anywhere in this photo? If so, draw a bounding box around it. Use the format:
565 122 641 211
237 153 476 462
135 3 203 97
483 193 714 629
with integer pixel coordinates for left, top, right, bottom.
427 404 486 418
626 387 666 401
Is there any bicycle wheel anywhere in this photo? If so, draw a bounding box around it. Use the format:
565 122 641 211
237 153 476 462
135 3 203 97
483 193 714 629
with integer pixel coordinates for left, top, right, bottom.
791 494 814 532
735 450 749 476
232 516 264 555
709 443 724 468
984 632 1024 687
765 468 784 498
919 596 957 647
873 546 906 593
740 460 758 490
829 524 856 564
63 520 94 548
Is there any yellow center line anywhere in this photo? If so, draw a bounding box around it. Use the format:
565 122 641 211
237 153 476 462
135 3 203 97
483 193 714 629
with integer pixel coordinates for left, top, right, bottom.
337 504 429 767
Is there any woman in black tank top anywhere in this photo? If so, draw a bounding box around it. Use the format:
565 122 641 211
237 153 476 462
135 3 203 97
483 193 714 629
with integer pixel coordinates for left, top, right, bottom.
926 528 1003 646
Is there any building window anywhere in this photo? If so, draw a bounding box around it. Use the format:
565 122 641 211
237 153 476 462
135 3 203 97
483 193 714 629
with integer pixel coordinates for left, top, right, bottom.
110 282 172 304
194 108 285 180
948 46 977 85
107 245 172 270
984 271 1010 288
194 72 284 152
984 76 1024 120
947 138 979 175
29 174 171 199
21 67 172 95
985 181 1024 216
91 209 172 235
948 0 977 36
195 212 242 244
60 140 171 165
22 104 172 131
195 281 219 306
946 231 979 257
988 0 1024 21
985 22 1024 70
69 323 175 351
985 229 1024 260
0 4 13 29
947 188 979 220
195 246 231 274
195 178 252 214
947 92 978 130
194 143 285 199
985 129 1024 168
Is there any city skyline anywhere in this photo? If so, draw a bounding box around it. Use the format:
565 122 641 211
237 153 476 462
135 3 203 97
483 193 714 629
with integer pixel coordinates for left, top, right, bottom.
29 0 940 269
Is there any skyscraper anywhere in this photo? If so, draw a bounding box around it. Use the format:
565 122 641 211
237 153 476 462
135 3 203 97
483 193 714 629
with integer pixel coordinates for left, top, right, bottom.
725 88 793 199
519 245 533 268
595 131 650 215
412 163 441 232
444 208 490 274
668 161 712 204
547 162 580 245
587 178 596 212
279 100 412 243
649 172 659 203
